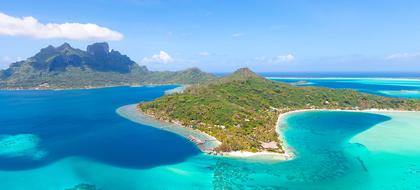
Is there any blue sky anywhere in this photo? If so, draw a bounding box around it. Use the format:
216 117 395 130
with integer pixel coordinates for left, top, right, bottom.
1 0 420 72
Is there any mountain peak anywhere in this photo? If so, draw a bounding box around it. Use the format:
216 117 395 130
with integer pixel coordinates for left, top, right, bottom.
39 45 56 54
184 67 202 73
233 67 256 75
87 42 109 56
56 42 76 52
58 42 72 49
26 42 136 73
225 67 261 81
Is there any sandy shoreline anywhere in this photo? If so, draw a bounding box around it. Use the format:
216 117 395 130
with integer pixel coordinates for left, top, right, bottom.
117 104 295 161
277 108 419 120
116 104 221 152
220 151 293 161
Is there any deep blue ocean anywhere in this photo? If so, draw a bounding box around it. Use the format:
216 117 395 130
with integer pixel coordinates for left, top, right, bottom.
0 86 200 171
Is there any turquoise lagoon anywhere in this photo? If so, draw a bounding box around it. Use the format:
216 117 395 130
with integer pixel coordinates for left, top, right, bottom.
269 77 420 98
0 85 419 189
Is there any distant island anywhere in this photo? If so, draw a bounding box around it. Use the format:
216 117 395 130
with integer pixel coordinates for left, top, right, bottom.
290 80 310 85
0 42 215 89
137 68 420 155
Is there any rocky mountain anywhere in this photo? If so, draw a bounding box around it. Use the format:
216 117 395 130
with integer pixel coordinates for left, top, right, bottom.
0 43 215 89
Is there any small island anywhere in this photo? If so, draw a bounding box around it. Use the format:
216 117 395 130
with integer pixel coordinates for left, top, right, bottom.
290 80 310 86
136 68 420 157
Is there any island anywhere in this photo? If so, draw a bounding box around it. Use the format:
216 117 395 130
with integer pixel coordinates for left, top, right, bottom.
136 68 420 157
290 80 310 85
0 42 215 89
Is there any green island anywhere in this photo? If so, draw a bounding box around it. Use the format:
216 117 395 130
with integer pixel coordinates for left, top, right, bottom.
0 42 215 89
138 68 420 153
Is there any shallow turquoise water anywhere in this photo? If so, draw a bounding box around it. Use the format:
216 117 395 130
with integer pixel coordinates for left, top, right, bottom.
269 77 420 98
350 112 420 189
0 86 419 189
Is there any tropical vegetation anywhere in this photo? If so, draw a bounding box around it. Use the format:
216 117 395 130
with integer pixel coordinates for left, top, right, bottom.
139 68 420 152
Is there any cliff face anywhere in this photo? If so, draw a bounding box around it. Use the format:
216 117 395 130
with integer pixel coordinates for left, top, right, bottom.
87 42 109 57
85 42 134 73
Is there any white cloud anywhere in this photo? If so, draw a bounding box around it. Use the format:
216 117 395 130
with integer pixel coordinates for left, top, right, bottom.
1 56 23 63
255 54 295 64
1 56 13 63
0 12 123 41
142 51 173 64
0 56 23 69
232 32 244 37
198 52 210 56
275 54 295 62
385 52 420 60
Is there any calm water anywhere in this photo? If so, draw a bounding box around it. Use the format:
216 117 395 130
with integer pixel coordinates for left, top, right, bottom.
0 86 200 171
0 84 419 189
210 111 391 189
269 77 420 98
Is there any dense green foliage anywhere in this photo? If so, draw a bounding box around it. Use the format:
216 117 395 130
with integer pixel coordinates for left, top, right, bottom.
139 68 420 152
0 43 215 89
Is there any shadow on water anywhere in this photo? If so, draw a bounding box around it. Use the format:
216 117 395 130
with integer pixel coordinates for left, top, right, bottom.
211 111 391 190
0 86 200 170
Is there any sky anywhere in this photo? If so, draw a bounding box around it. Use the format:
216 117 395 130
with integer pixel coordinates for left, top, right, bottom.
1 0 420 73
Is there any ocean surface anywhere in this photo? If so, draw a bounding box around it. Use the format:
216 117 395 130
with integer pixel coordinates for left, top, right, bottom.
268 77 420 98
0 80 419 189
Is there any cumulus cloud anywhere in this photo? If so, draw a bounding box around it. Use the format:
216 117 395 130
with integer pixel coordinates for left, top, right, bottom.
385 52 420 60
255 54 295 64
0 12 123 41
275 54 295 62
232 32 244 37
142 51 173 64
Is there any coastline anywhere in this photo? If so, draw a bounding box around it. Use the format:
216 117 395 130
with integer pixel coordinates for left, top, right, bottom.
225 108 419 161
117 103 419 161
0 83 184 91
275 108 420 155
116 104 295 161
220 151 292 161
116 104 221 152
277 108 419 117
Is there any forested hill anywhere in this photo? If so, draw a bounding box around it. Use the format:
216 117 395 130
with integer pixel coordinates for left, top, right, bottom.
0 42 215 89
138 68 420 152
